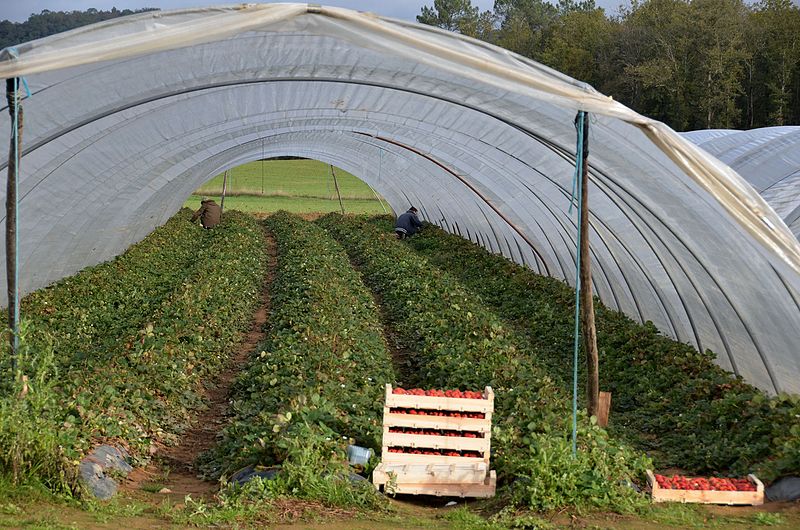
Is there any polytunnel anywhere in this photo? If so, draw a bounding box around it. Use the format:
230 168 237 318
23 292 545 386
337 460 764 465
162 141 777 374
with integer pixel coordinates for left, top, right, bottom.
682 127 800 239
0 4 799 395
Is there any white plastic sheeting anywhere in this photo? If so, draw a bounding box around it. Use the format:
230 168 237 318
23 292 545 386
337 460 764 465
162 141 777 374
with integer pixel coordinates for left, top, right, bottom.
683 127 800 239
0 4 798 394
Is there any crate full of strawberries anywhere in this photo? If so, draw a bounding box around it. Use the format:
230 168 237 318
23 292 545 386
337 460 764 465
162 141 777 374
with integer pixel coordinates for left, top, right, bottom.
373 384 496 497
647 470 764 505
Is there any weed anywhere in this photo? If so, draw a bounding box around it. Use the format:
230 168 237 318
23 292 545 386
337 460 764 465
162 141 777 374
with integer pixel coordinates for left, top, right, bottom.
444 506 508 529
0 323 78 494
752 511 785 526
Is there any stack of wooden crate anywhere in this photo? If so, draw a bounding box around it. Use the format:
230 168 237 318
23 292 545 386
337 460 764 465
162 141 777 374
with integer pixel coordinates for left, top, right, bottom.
372 384 496 497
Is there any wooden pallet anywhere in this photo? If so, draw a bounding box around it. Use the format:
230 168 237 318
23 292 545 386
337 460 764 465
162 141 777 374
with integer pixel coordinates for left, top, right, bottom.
373 462 488 485
374 466 496 497
374 384 496 497
647 471 764 505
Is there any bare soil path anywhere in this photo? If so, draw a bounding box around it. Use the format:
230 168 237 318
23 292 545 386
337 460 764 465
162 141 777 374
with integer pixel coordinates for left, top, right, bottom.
122 227 277 500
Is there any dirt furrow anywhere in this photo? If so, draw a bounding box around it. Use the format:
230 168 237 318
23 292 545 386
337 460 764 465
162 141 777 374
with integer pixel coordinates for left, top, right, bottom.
122 227 277 499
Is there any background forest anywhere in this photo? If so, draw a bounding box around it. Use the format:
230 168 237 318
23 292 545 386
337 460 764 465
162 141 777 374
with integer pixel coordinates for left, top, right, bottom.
419 0 800 130
1 1 799 131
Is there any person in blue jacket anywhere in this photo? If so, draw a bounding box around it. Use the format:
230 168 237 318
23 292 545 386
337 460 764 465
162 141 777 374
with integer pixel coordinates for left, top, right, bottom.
395 206 423 239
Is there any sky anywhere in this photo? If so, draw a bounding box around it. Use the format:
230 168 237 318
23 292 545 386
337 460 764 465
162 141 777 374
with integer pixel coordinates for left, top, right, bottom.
0 0 628 24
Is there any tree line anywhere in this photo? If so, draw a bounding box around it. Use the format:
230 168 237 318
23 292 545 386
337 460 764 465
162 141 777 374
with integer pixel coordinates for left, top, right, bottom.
0 8 156 52
418 0 800 131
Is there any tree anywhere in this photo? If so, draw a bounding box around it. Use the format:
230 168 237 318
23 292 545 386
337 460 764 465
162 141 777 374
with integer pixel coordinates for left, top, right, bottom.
540 8 618 90
418 0 479 33
494 0 559 59
616 0 696 129
750 0 800 125
0 8 156 51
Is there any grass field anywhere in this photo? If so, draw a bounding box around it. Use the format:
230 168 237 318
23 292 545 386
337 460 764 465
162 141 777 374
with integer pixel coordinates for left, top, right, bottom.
184 194 388 215
189 159 388 214
195 159 383 199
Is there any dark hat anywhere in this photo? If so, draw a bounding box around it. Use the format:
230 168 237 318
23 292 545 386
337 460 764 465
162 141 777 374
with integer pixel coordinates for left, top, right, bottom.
409 206 418 213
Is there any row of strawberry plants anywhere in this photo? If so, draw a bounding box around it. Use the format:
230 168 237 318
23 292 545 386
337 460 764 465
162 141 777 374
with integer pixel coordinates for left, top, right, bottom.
394 220 800 482
59 210 267 450
21 209 203 369
317 214 650 512
1 211 267 493
203 212 394 507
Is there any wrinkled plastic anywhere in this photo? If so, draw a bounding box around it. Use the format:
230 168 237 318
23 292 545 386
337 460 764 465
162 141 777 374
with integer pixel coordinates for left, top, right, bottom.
683 127 800 239
0 4 797 395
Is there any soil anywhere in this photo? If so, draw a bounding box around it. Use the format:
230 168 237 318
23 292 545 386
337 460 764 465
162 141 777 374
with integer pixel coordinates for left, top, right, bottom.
121 227 278 501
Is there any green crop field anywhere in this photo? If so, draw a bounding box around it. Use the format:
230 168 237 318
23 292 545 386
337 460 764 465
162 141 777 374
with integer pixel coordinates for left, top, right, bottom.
183 194 387 215
194 159 382 198
187 159 388 214
3 211 800 530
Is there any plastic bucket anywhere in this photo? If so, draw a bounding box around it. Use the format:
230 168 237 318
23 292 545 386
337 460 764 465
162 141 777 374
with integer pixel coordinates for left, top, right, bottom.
347 445 374 466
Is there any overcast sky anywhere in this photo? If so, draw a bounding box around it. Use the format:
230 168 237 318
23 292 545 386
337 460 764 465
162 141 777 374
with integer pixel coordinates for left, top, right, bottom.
0 0 629 24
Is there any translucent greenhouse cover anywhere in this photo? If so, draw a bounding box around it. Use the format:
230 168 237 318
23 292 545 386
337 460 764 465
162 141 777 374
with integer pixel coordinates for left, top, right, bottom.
682 127 800 240
0 3 798 394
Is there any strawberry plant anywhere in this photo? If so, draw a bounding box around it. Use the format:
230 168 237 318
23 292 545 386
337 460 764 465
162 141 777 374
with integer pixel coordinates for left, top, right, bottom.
391 220 800 482
0 210 266 493
318 214 650 512
203 212 394 507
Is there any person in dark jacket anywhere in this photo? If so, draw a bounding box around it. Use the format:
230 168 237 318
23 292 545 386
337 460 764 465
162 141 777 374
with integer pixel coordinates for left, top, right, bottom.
395 206 422 239
191 197 221 229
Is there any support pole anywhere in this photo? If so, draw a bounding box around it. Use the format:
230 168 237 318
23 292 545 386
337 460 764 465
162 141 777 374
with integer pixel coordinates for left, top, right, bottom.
220 169 229 213
331 165 345 215
579 114 600 419
5 78 22 363
260 139 265 196
367 182 388 214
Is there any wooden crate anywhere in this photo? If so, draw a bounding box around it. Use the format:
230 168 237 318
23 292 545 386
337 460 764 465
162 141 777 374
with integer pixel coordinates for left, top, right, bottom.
381 384 493 465
647 471 764 506
374 384 496 497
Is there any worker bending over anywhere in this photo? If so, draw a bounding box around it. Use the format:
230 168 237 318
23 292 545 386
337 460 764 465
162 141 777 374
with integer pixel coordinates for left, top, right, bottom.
395 206 422 239
191 197 221 229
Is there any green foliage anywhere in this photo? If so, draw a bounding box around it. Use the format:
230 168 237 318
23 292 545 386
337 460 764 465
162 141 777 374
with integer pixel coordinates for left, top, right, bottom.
0 8 157 50
184 194 386 215
417 0 800 129
0 324 77 495
417 0 480 36
752 511 785 526
318 214 650 512
396 220 800 482
0 210 266 494
194 159 378 201
204 212 392 508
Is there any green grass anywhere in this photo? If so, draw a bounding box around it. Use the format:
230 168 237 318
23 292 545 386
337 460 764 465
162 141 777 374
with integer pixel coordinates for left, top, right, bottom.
184 194 387 214
195 159 380 200
189 159 389 214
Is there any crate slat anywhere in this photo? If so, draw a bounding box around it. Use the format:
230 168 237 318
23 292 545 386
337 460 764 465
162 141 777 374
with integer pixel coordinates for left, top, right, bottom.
373 462 488 485
384 384 494 413
646 470 764 506
382 432 489 452
381 450 488 466
382 412 491 433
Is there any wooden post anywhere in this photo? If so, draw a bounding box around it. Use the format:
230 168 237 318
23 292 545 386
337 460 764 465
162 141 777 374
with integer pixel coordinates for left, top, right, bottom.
597 391 611 427
331 165 345 215
220 169 229 213
5 78 22 362
579 114 600 418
